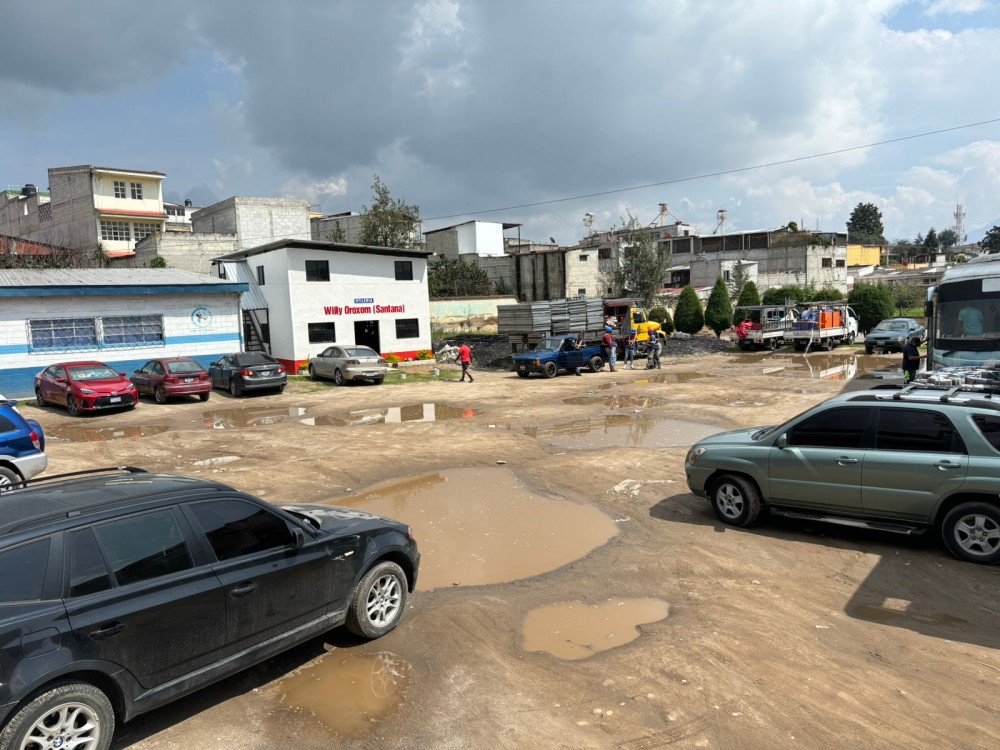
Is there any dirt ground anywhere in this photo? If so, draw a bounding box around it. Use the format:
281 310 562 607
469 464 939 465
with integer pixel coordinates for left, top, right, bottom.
25 346 1000 750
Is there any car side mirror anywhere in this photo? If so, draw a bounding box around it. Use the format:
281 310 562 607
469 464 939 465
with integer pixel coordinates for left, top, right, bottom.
291 526 305 550
56 377 66 384
119 372 127 378
776 433 788 449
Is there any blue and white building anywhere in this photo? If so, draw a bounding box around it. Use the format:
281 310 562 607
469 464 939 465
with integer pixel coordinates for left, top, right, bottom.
0 269 247 398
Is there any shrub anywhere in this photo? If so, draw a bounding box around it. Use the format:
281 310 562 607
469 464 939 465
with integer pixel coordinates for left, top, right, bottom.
417 349 434 360
704 277 734 337
848 283 895 334
761 285 806 306
673 286 705 335
649 306 674 335
385 353 402 364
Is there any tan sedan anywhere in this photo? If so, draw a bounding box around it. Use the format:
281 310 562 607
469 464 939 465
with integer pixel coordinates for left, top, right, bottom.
309 345 388 385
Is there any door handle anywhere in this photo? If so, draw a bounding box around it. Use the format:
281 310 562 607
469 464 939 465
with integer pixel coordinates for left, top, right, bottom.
836 457 858 465
229 582 258 598
89 622 126 640
935 461 962 469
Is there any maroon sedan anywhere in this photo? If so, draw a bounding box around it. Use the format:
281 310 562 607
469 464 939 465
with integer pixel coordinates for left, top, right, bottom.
131 357 212 403
34 361 138 416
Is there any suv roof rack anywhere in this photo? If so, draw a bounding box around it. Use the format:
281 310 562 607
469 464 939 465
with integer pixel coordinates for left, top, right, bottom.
849 383 1000 411
5 466 148 492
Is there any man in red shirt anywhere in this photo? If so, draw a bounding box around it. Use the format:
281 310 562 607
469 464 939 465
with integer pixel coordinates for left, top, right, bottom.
458 342 474 382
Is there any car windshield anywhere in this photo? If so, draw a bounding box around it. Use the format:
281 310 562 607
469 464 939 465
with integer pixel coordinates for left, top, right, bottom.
875 320 908 331
537 338 565 352
344 347 378 357
68 365 119 381
166 360 205 374
752 402 826 440
234 353 276 366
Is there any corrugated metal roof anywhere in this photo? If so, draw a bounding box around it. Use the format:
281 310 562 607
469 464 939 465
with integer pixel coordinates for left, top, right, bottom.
0 268 236 287
218 261 268 310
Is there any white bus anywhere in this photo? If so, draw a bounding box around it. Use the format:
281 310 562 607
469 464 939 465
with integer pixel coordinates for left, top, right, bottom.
926 254 1000 369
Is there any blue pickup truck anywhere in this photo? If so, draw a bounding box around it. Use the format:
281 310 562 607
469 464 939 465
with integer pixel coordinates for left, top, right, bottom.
513 336 605 378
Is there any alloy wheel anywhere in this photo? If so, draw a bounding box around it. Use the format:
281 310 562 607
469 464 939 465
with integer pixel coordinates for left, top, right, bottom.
953 513 1000 558
365 574 402 628
19 702 102 750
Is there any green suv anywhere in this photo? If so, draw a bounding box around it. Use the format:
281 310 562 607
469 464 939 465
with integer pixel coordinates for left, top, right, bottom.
685 384 1000 564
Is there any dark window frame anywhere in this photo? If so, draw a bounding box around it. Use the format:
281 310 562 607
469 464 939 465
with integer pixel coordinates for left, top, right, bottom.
91 508 196 588
305 260 330 282
395 318 419 339
394 260 414 281
876 407 966 454
787 407 873 449
256 265 265 286
0 539 51 603
308 322 336 343
185 498 295 563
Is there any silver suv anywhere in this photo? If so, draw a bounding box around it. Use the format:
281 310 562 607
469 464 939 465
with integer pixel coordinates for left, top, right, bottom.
685 383 1000 564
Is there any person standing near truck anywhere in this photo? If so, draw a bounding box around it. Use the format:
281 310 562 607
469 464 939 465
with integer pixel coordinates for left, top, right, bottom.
602 327 617 372
902 336 922 383
573 332 585 376
647 334 662 369
623 329 638 369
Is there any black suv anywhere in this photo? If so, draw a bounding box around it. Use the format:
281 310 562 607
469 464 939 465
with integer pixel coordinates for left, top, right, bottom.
0 468 419 749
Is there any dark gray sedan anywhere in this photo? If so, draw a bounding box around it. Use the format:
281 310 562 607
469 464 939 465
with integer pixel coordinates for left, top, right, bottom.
209 352 287 397
864 318 926 354
309 345 388 385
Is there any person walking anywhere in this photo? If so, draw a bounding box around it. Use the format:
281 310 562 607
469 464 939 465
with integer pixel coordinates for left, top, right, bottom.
902 336 921 383
602 327 617 372
573 331 585 376
458 341 474 382
624 329 638 369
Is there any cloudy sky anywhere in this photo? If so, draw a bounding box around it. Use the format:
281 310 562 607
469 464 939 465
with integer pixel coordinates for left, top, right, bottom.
2 0 998 247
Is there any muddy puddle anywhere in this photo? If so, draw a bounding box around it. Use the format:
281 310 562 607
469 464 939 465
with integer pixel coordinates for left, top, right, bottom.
279 651 411 737
301 403 478 426
521 598 670 660
328 468 618 591
47 424 170 442
722 352 900 381
563 395 664 408
525 415 721 450
203 405 308 429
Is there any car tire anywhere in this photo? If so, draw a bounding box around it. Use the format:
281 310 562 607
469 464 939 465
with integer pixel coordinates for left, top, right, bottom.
588 356 603 373
373 377 384 385
0 682 115 750
199 392 210 402
767 338 778 351
0 466 20 490
346 561 408 639
865 345 874 355
154 387 167 404
709 474 762 527
229 379 242 398
941 502 1000 565
542 362 558 379
276 386 285 394
35 389 46 408
847 331 856 344
309 365 318 380
334 369 346 386
516 370 530 378
66 395 80 417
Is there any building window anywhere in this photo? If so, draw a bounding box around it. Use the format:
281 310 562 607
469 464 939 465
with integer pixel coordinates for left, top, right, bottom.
308 322 336 343
305 260 330 282
395 318 419 339
599 248 611 260
132 222 159 241
836 259 845 268
822 257 833 268
723 270 732 282
578 288 587 296
100 220 130 242
394 260 413 281
101 315 164 348
166 206 185 217
217 264 227 279
38 203 51 222
130 182 143 200
114 181 126 199
579 254 589 261
256 265 265 285
28 318 98 352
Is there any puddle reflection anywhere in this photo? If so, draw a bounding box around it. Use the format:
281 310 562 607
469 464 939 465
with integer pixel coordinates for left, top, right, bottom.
301 403 478 426
48 424 170 442
525 415 720 450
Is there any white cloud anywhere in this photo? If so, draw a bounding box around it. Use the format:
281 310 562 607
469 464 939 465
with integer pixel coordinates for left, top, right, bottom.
925 0 987 16
280 175 348 205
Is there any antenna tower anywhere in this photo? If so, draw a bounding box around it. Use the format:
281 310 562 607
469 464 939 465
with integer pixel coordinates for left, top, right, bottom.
954 202 966 243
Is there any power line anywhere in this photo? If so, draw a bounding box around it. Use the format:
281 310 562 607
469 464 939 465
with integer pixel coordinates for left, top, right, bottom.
422 117 1000 222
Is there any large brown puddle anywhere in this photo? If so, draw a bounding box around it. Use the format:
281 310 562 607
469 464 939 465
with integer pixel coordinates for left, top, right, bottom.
525 415 720 450
300 403 479 426
723 352 902 381
279 651 411 737
328 468 618 591
563 395 664 409
48 424 170 442
521 598 670 660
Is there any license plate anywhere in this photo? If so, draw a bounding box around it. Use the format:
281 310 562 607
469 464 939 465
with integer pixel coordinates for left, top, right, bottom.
184 377 194 383
364 371 377 377
109 396 122 403
260 371 271 377
519 365 527 371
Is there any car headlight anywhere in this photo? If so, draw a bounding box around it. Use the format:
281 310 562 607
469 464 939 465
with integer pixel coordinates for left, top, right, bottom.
686 446 707 465
78 388 95 394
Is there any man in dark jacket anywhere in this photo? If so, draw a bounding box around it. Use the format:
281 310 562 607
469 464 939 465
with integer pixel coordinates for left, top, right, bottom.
902 336 922 383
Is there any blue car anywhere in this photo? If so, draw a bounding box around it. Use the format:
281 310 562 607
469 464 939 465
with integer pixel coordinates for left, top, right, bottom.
0 397 47 488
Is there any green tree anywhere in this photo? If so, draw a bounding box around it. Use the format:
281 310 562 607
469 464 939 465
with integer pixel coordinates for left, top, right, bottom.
847 202 886 245
761 285 806 306
808 286 844 302
673 286 705 335
982 225 1000 254
847 283 894 334
612 214 671 306
922 227 939 255
891 283 924 315
938 228 960 250
357 175 420 248
704 277 733 337
727 260 751 303
428 256 492 297
648 306 674 335
889 238 919 264
736 280 760 308
149 256 168 268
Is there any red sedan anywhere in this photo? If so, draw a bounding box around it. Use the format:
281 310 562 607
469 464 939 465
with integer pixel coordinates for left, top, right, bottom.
34 361 138 416
130 357 212 403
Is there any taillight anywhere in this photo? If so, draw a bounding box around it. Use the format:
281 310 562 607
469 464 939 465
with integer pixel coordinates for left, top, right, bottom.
346 359 360 365
164 376 176 384
277 365 286 374
200 372 209 380
241 369 254 377
29 430 41 450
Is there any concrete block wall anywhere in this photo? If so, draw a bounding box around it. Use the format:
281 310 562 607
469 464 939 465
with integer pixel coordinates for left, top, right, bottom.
192 197 311 250
0 292 243 397
122 233 239 274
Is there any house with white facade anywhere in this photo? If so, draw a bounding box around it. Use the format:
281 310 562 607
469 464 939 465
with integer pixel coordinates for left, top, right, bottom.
0 166 167 262
0 269 247 398
211 239 433 372
424 220 516 258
